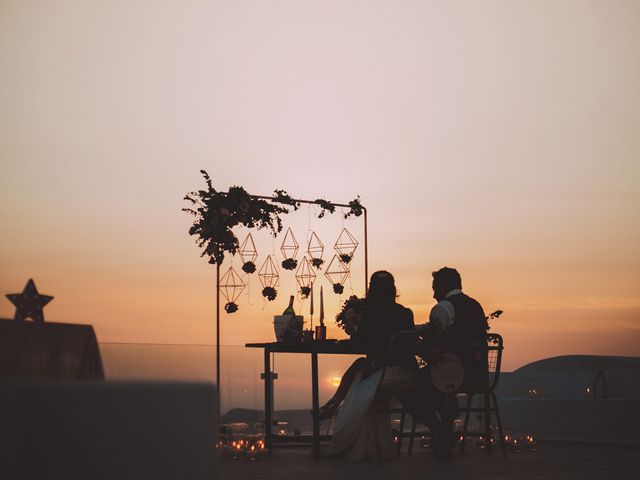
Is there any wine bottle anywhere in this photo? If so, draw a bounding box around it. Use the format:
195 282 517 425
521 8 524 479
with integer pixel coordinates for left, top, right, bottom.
283 295 295 316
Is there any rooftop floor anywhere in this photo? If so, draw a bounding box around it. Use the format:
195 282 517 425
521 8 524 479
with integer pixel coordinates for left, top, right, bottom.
219 441 640 480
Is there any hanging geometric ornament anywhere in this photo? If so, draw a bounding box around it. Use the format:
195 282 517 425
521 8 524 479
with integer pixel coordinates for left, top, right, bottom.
239 233 258 274
325 254 350 294
280 227 299 270
219 267 245 314
307 231 324 269
259 255 279 301
334 228 358 264
295 257 316 298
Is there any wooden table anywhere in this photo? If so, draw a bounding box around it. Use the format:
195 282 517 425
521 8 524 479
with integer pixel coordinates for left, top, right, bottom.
245 340 366 458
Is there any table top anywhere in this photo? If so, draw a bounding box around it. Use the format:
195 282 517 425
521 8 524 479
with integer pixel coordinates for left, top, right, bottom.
245 339 367 355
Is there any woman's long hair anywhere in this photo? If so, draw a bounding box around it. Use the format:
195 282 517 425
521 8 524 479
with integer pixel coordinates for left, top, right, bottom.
366 270 397 307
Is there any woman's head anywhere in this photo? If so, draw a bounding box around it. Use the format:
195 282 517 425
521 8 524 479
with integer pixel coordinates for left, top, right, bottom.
367 270 396 305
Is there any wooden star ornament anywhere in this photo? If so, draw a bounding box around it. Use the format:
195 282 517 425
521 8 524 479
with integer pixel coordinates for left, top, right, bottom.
6 279 54 322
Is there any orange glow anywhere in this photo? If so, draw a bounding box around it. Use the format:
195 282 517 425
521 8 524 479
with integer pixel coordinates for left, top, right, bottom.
0 1 639 386
330 376 342 387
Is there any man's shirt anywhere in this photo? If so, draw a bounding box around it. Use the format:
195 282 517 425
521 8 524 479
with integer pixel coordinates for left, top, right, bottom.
422 288 463 331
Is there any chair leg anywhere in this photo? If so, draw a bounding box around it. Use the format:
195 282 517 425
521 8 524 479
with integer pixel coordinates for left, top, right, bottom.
484 393 492 454
408 417 416 457
371 406 382 461
460 393 472 455
397 412 405 456
491 392 507 458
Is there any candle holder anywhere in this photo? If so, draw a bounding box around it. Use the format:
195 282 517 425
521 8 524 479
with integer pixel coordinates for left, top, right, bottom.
302 329 315 342
315 325 327 340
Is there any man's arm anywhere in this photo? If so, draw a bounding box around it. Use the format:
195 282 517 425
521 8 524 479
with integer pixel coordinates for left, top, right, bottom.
416 301 455 332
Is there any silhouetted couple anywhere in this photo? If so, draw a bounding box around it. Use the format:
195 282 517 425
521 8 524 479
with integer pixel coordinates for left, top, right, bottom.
322 267 489 460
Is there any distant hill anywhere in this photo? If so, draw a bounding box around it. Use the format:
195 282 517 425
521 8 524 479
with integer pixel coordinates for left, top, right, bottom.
221 407 315 431
516 355 640 372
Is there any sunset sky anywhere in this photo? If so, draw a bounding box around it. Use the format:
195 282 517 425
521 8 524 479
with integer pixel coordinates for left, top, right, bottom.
1 0 639 374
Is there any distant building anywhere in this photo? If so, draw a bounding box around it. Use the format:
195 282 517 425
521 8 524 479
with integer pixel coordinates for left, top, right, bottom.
496 355 640 444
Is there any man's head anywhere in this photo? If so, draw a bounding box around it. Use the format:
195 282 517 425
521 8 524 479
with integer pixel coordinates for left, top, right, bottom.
432 267 462 302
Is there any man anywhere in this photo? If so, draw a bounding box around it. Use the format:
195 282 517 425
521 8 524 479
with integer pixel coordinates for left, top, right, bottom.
414 267 489 457
426 266 489 390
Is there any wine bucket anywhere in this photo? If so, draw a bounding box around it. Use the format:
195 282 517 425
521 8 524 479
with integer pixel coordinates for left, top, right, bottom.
273 315 303 342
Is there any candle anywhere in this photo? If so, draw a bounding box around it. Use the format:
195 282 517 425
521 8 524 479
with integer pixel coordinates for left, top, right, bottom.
320 286 324 325
310 284 314 316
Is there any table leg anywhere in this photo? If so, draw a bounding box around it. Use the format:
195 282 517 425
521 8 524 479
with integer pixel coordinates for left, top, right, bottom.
311 351 320 459
264 349 272 453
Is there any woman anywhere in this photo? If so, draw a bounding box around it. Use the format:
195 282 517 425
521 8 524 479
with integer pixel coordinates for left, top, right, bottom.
322 271 416 460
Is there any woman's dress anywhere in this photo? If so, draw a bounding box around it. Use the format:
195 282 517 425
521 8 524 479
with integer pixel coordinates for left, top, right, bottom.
326 303 416 460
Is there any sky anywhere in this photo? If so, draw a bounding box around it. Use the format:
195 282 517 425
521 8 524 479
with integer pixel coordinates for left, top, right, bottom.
1 0 639 376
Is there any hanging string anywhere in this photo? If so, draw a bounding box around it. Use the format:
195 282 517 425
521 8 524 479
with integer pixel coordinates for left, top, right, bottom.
246 271 253 306
348 271 355 296
306 204 312 248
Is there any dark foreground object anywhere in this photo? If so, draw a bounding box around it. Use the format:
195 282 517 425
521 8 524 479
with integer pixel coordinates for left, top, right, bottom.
0 381 218 480
220 441 640 480
0 318 104 379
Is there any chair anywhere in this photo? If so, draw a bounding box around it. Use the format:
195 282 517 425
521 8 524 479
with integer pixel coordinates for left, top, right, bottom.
390 331 507 458
458 332 507 457
373 330 424 458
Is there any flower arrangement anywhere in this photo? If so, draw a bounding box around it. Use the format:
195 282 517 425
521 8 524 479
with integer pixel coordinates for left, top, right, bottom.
262 287 277 301
335 295 366 335
311 258 324 269
281 258 298 270
242 261 256 274
344 196 364 218
339 253 353 264
314 199 336 218
273 190 300 210
300 286 311 298
332 283 344 294
184 171 364 267
225 302 239 314
315 197 364 219
183 171 288 265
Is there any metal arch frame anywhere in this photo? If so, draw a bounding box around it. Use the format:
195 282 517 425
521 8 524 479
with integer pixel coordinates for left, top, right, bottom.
215 194 368 425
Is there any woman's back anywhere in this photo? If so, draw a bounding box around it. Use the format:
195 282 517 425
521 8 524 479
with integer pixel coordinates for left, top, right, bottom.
354 302 416 370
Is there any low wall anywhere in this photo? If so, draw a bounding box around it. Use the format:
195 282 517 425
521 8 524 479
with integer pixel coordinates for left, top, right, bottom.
498 398 640 445
0 381 219 479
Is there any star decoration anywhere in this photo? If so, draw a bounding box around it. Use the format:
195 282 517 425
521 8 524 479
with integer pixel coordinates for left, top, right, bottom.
6 279 54 322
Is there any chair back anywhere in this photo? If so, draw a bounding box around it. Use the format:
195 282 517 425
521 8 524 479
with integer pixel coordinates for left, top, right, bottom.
486 333 503 392
377 330 422 393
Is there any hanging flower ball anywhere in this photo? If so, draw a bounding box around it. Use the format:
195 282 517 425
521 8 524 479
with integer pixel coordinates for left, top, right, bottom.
339 254 353 264
262 286 278 301
333 283 344 294
300 286 311 298
311 258 324 269
282 258 298 270
242 261 256 274
224 302 239 314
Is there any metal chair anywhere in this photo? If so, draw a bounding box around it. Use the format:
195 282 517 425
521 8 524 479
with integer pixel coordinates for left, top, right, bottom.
458 332 507 457
373 330 424 458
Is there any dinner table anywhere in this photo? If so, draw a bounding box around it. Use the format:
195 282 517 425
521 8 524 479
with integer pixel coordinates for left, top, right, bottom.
245 339 367 458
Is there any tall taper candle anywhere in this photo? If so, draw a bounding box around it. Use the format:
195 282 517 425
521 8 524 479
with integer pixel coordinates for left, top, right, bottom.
320 286 324 325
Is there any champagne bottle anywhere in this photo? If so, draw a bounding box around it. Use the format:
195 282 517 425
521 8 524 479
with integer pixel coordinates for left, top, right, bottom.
283 295 295 316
